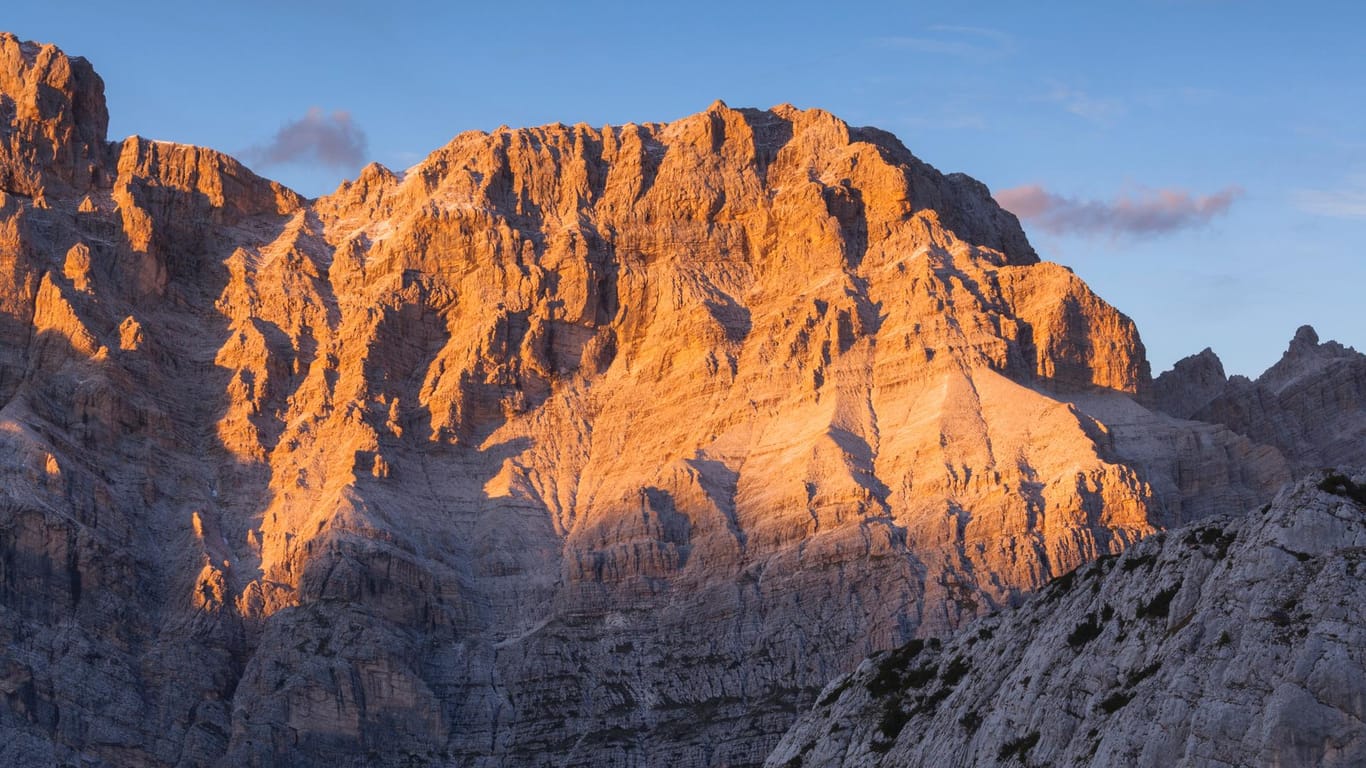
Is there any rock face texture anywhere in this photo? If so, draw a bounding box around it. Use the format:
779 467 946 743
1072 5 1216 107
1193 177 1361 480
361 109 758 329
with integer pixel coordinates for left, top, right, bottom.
766 471 1366 768
0 34 108 199
0 35 1309 767
1153 326 1366 472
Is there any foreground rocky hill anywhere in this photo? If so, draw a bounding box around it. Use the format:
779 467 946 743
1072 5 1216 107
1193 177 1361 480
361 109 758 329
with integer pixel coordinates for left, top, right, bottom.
767 470 1366 767
0 33 1335 767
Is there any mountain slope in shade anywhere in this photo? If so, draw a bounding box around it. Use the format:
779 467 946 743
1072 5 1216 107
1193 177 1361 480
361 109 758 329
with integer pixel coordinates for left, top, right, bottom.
0 34 1290 767
766 470 1366 768
1152 325 1366 473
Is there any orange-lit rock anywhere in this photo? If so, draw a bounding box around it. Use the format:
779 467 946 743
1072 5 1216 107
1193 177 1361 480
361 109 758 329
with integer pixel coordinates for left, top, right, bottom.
0 33 107 197
0 36 1320 768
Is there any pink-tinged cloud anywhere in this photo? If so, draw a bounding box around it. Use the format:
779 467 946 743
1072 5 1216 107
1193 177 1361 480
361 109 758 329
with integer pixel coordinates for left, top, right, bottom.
995 184 1242 237
245 107 367 169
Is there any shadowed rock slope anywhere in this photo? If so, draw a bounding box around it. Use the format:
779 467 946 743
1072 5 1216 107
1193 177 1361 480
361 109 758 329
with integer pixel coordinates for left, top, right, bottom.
1153 326 1366 473
0 34 1292 767
767 470 1366 767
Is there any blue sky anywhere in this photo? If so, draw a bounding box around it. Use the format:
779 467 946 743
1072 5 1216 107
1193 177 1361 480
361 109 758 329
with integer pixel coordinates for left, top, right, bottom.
7 1 1363 376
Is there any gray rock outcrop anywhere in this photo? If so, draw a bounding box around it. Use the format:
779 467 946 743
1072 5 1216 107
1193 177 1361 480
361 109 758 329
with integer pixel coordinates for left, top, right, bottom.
767 470 1366 767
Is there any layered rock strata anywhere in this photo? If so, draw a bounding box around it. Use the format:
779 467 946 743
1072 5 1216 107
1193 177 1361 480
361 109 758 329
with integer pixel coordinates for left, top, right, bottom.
0 34 1290 767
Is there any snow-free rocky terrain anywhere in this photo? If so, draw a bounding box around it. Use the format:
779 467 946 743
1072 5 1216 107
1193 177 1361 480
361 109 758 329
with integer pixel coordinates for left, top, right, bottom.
0 33 1358 767
767 471 1366 767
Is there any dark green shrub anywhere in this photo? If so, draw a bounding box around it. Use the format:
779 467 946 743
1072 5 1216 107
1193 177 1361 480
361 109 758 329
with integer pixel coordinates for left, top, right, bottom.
1137 585 1179 619
866 639 928 697
1044 570 1076 601
1121 552 1157 572
1213 531 1237 559
877 699 910 740
1125 661 1161 687
1318 473 1366 505
912 686 952 715
942 656 972 686
998 731 1040 762
1098 690 1134 713
903 664 937 689
1067 613 1103 647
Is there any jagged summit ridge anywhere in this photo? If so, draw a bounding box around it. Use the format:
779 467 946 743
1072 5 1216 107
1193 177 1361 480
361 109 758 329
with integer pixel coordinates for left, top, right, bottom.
341 96 1044 271
1153 326 1366 472
0 35 1301 768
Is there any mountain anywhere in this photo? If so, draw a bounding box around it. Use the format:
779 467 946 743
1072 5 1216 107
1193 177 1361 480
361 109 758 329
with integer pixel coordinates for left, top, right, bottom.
1152 325 1366 472
766 470 1366 767
0 34 1319 767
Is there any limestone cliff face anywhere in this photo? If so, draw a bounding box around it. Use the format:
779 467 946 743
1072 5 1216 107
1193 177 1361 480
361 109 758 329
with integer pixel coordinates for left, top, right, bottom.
1153 326 1366 473
767 471 1366 768
0 33 108 198
0 38 1288 767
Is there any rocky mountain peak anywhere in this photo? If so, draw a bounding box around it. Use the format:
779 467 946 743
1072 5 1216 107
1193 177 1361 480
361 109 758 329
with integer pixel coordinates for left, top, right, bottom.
1261 323 1356 393
0 32 109 197
1292 323 1320 347
1149 346 1227 418
1152 326 1366 473
382 98 1041 276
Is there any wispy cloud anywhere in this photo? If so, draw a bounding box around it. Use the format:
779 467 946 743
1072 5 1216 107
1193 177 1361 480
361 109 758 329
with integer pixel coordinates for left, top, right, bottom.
899 111 987 131
244 107 367 169
996 184 1242 237
1045 84 1125 124
874 25 1014 58
1132 85 1220 110
1293 176 1366 219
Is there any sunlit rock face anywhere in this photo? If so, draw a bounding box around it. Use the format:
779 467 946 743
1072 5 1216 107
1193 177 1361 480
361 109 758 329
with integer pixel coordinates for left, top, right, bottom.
0 34 1294 767
768 471 1366 768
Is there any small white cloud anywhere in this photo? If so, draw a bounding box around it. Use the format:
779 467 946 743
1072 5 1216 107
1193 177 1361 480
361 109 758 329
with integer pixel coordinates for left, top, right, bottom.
1293 176 1366 219
1045 84 1126 124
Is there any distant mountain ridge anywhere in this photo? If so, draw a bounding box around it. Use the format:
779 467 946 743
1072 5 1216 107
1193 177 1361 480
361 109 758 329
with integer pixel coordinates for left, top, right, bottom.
1152 325 1366 472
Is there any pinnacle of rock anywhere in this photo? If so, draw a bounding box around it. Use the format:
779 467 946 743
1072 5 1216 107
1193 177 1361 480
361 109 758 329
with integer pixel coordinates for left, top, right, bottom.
1293 323 1320 347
